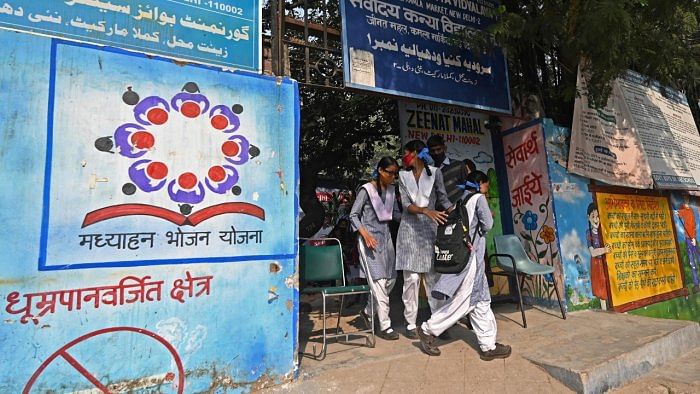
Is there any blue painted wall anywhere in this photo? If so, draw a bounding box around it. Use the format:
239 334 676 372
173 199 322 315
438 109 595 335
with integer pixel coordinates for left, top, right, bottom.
0 30 299 392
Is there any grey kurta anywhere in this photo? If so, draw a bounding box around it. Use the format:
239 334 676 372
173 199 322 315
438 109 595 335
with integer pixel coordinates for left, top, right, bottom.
395 167 452 273
349 185 401 280
432 192 493 306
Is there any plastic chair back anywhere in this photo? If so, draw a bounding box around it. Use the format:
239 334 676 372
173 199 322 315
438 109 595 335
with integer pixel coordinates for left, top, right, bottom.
494 234 532 271
300 243 344 284
494 235 555 275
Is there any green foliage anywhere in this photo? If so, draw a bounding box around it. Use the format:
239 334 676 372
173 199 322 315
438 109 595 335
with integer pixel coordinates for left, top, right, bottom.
458 0 700 126
299 88 400 187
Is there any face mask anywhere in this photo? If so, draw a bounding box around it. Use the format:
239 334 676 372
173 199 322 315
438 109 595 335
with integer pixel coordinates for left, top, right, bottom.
402 152 415 168
431 152 446 165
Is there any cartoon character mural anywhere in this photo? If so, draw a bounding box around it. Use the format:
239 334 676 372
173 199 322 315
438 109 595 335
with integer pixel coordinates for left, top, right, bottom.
673 194 700 294
540 119 699 320
585 202 613 307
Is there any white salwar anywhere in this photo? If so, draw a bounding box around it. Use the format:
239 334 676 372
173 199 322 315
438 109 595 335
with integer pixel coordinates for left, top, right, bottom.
358 240 396 331
421 192 497 352
402 270 445 331
420 258 497 352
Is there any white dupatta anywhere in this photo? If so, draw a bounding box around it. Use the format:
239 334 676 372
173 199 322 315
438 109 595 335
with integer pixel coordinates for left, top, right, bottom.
399 167 436 208
362 183 395 221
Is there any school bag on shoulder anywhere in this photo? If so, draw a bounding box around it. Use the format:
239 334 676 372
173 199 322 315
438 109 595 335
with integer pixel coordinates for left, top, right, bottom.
433 193 480 274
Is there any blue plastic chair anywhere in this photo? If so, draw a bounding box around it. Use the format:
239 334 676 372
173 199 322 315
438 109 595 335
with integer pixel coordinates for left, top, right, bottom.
299 238 375 360
490 234 566 328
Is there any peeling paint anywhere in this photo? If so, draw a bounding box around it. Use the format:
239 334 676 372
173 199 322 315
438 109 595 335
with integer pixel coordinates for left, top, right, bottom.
185 365 282 393
285 272 299 289
285 299 293 311
269 262 281 273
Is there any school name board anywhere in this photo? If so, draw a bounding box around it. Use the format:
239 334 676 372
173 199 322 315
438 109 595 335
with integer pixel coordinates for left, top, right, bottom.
596 193 685 310
569 69 700 190
0 0 260 71
341 0 511 113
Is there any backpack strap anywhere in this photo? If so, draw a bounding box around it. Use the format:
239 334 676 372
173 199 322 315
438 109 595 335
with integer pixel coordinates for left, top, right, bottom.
460 193 481 246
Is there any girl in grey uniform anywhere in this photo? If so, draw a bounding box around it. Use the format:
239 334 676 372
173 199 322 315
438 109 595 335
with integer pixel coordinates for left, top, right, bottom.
396 140 452 338
349 157 402 340
417 171 511 360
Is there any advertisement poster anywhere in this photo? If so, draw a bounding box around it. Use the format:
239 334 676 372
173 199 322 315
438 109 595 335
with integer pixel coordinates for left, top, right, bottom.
595 192 686 310
0 0 261 71
341 0 511 113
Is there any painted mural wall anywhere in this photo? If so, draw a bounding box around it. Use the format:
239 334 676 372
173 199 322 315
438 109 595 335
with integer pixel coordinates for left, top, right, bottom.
543 120 699 321
501 119 564 306
0 30 299 392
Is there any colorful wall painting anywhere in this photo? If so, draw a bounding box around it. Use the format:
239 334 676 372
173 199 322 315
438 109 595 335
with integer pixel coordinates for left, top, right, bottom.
0 30 299 392
544 120 700 321
501 119 564 305
0 0 261 72
594 192 687 311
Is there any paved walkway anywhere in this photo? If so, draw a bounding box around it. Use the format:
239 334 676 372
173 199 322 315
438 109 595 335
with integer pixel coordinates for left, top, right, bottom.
262 293 699 393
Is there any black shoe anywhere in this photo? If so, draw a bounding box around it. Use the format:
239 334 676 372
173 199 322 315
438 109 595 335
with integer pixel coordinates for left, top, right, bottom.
360 309 373 330
459 316 473 330
417 327 441 356
438 331 451 340
377 328 399 340
405 328 418 339
480 343 512 361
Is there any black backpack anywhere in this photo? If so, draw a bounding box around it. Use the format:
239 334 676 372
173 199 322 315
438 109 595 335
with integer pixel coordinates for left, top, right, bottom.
433 193 480 274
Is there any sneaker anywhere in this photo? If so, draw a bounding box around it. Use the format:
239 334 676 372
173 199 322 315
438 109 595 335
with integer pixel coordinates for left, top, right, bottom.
405 328 417 339
480 343 512 361
416 327 441 356
693 285 700 294
376 328 399 340
359 309 373 330
459 316 473 330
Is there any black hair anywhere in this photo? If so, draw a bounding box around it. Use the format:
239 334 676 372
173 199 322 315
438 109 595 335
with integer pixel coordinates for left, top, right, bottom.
466 170 488 186
374 156 399 193
463 158 476 174
404 139 431 176
587 202 597 216
586 202 598 234
405 139 426 153
426 135 445 148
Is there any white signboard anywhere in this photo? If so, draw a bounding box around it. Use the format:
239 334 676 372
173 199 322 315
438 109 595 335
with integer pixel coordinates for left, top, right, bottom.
569 68 700 190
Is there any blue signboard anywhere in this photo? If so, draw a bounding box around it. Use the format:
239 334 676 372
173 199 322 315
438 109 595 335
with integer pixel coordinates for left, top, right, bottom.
0 0 260 72
340 0 511 113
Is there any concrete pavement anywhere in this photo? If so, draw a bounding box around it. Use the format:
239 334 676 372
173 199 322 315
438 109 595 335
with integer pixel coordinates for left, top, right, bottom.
261 294 699 393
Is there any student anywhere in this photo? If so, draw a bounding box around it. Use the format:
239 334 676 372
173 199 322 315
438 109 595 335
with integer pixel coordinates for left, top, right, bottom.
427 135 468 205
349 157 402 340
417 171 511 361
396 140 452 339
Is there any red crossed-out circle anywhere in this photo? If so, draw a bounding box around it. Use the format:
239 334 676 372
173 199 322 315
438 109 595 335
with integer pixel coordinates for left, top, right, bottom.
23 326 185 394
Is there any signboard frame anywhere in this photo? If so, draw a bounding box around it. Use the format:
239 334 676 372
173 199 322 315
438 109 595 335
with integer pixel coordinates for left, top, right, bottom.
339 0 512 114
588 184 689 312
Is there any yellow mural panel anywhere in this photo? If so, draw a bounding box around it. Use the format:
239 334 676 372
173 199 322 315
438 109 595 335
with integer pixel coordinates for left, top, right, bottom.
596 193 684 306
